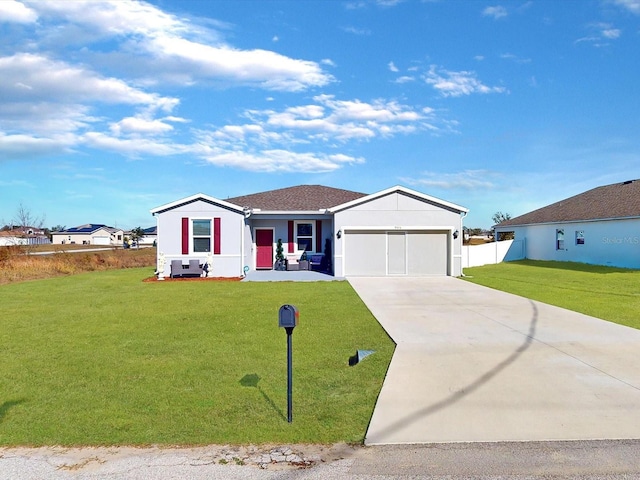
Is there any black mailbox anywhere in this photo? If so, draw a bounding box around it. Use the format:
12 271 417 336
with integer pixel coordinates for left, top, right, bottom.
278 304 299 328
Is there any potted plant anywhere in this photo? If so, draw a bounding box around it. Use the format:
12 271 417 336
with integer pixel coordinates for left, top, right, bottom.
274 238 286 271
321 238 332 273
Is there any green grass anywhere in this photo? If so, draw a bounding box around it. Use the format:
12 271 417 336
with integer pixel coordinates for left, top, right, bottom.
462 260 640 329
0 269 394 446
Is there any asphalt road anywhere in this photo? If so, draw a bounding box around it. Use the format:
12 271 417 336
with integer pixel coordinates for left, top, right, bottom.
2 440 640 479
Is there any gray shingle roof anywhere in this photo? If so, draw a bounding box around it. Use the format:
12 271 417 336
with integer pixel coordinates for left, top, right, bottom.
226 185 367 211
497 179 640 227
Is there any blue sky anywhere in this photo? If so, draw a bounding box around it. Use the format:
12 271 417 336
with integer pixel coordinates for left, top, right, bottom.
1 0 639 230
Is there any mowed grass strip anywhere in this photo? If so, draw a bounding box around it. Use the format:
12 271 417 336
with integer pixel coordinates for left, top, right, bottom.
0 269 394 446
462 260 640 329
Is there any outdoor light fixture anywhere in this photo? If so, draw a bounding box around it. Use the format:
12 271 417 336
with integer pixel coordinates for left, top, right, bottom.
336 229 342 239
453 230 459 239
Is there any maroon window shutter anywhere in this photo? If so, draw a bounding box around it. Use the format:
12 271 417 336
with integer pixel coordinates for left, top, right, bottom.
181 217 189 254
288 221 294 253
315 220 322 253
213 217 221 254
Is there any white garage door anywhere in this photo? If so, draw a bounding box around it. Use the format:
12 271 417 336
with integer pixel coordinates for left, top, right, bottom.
344 230 448 276
92 236 110 245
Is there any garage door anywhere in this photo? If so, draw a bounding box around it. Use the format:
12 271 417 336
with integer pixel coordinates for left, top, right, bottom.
92 236 110 245
344 230 448 276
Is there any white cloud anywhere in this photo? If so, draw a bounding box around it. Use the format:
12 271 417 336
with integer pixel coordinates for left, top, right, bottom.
82 132 186 156
482 6 508 19
400 170 498 190
394 76 415 84
0 0 37 23
0 133 74 159
424 65 507 97
602 28 621 38
150 37 332 91
388 61 399 72
21 0 333 92
342 26 371 35
110 117 175 136
188 95 448 172
0 54 178 111
500 53 532 63
576 22 622 46
612 0 640 14
198 148 364 173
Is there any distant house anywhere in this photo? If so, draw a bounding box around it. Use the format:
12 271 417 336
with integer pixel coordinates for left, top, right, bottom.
494 179 640 269
151 184 468 279
140 226 157 245
124 226 157 246
0 225 50 246
51 224 124 246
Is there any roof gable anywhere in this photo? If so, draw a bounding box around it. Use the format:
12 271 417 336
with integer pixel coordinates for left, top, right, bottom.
226 185 367 211
329 185 469 214
151 193 245 215
497 179 640 227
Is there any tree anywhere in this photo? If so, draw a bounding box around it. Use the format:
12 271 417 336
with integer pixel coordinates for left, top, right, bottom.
3 203 46 251
492 211 512 225
492 211 514 241
129 227 146 249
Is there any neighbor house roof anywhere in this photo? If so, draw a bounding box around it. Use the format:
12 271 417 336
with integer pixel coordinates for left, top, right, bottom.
226 185 367 211
59 224 121 234
496 179 640 227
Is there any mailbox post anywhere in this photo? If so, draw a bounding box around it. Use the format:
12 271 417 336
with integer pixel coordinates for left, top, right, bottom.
278 304 299 423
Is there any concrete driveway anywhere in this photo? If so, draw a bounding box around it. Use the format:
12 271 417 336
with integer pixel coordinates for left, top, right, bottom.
348 277 640 445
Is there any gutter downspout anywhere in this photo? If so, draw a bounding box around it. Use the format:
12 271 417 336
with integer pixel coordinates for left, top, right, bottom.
241 207 252 277
460 211 468 277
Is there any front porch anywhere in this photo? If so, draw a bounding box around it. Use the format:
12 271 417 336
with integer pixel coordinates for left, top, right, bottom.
242 269 342 282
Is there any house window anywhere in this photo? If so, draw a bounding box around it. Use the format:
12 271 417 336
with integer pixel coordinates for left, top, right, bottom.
575 230 585 245
193 219 211 252
296 222 314 253
556 229 565 250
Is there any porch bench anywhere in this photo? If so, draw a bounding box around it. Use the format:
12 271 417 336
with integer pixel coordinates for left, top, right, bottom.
170 259 203 278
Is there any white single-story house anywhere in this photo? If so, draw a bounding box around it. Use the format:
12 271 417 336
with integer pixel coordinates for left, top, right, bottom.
494 179 640 269
150 185 468 278
51 224 124 246
123 226 157 246
0 226 50 246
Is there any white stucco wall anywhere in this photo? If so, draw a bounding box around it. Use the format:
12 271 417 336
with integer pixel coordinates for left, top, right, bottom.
154 199 245 277
497 218 640 269
51 229 123 245
333 192 465 277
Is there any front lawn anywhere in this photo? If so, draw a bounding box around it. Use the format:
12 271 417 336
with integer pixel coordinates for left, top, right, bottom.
462 260 640 329
0 269 394 446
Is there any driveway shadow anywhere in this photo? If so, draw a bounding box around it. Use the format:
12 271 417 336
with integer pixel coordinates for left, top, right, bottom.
368 300 539 441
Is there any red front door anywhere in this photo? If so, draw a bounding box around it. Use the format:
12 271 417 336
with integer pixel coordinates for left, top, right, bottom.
256 229 274 269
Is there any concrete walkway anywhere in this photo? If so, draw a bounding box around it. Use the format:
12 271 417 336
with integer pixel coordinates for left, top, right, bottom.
348 276 640 445
242 269 342 282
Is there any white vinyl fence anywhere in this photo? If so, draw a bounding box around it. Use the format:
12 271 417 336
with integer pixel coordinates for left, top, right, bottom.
462 239 525 268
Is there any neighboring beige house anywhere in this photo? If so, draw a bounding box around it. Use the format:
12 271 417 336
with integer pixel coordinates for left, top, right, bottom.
151 185 468 279
51 224 124 246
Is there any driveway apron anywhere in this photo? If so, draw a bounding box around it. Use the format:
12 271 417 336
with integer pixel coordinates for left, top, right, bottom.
348 277 640 445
